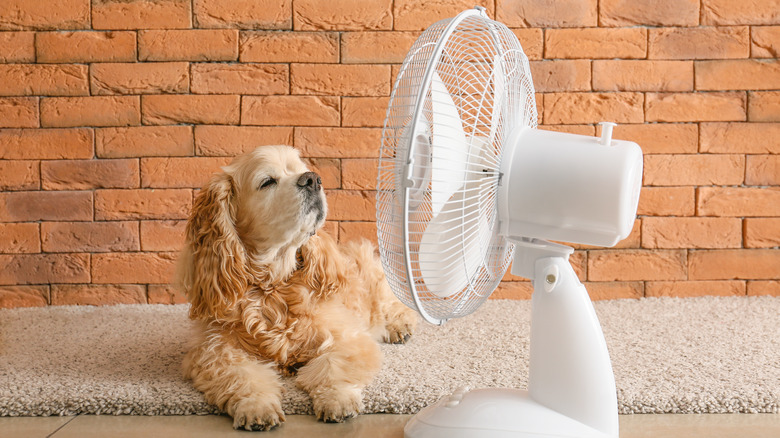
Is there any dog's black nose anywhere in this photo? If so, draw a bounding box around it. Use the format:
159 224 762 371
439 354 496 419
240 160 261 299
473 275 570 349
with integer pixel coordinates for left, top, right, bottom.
297 171 321 192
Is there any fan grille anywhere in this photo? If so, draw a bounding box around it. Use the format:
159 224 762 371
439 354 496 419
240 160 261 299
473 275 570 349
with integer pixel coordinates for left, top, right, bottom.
377 10 537 322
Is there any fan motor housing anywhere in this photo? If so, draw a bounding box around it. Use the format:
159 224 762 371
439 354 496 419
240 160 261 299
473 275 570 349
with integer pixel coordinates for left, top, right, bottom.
498 126 644 248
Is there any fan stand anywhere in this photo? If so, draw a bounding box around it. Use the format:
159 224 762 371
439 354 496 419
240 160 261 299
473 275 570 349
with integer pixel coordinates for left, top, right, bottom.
404 239 618 438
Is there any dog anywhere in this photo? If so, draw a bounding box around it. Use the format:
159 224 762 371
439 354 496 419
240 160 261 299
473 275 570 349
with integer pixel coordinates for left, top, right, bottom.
178 145 418 431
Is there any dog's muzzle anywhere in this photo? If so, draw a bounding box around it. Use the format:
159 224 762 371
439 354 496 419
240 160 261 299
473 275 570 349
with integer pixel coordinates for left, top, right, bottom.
297 171 325 223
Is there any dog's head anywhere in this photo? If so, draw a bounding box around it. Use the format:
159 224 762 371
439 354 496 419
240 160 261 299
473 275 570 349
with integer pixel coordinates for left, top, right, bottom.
226 145 327 253
181 145 327 320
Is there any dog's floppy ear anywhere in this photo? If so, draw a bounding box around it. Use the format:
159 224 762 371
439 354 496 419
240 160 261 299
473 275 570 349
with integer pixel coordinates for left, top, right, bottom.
183 170 248 321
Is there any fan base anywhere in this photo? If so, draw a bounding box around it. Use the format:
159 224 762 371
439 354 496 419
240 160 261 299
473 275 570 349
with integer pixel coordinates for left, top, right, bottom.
405 388 615 438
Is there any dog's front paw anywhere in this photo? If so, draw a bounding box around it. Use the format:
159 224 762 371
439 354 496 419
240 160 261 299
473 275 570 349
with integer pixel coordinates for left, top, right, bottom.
384 304 418 344
231 396 286 431
311 385 363 423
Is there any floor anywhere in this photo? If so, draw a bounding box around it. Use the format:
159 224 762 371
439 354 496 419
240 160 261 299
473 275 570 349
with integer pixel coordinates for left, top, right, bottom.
1 414 779 438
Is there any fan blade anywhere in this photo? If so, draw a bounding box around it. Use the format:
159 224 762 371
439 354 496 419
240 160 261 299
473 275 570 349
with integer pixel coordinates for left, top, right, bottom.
430 71 468 219
489 54 504 147
419 148 492 299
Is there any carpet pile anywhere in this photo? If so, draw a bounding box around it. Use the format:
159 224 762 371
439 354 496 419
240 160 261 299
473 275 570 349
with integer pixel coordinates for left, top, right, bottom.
1 296 778 416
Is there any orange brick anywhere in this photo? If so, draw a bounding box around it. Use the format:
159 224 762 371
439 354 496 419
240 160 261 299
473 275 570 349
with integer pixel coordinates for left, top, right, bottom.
588 249 687 281
645 92 746 123
325 190 375 221
51 284 146 305
0 191 92 221
338 221 377 245
491 281 533 300
140 220 186 252
92 252 178 284
747 281 780 297
139 30 237 62
194 125 293 156
321 221 339 239
342 97 390 128
304 158 340 189
752 26 780 58
545 28 646 59
91 62 189 95
696 59 780 91
141 157 232 188
746 155 780 185
645 280 746 297
498 0 596 28
96 126 193 158
402 0 497 29
511 29 543 60
0 286 48 308
0 0 89 30
0 128 92 159
642 217 741 249
593 60 693 92
36 31 136 63
95 189 191 220
748 91 780 121
194 0 291 29
148 284 187 304
530 60 590 92
42 221 139 252
0 97 38 128
596 123 698 154
700 122 780 153
0 32 34 62
295 127 382 158
648 27 749 60
643 154 744 186
342 159 378 190
292 64 390 96
637 187 695 217
701 0 780 25
0 254 89 285
744 218 780 249
543 93 643 124
690 249 780 280
341 31 419 64
142 95 240 125
242 96 339 127
0 223 40 253
599 0 699 26
42 159 139 190
584 282 644 300
240 31 338 63
0 160 39 190
0 64 88 96
40 96 140 128
191 63 288 95
295 0 391 31
92 0 191 30
697 187 780 217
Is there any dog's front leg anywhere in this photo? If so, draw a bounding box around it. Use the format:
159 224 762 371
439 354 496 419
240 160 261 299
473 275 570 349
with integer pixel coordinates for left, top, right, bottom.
184 327 285 431
295 333 382 422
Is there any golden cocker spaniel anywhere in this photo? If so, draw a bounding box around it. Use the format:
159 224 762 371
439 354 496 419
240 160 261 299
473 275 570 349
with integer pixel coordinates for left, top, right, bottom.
179 145 417 431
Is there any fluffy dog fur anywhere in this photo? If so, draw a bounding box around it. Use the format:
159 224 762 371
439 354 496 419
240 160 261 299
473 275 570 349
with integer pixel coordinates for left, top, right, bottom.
179 145 417 431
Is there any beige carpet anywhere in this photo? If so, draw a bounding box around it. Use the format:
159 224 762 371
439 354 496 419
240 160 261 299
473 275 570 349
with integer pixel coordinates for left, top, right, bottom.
0 297 778 416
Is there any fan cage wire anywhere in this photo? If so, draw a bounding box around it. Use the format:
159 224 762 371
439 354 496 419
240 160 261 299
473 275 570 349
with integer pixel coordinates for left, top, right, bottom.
377 9 537 323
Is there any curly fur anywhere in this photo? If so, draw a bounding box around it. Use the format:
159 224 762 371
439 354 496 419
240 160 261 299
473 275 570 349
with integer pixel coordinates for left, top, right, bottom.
178 145 417 431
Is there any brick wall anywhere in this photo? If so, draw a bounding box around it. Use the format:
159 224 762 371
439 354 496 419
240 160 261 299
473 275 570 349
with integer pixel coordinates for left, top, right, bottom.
0 0 778 308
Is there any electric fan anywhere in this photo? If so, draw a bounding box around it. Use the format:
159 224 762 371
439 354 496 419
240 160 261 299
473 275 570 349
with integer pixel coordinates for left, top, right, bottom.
376 7 643 438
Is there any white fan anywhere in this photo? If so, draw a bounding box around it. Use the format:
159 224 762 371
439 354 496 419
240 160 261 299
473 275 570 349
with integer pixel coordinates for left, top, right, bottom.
376 7 643 438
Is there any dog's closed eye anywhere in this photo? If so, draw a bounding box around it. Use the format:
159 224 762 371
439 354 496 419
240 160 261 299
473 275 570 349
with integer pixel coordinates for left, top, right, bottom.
259 177 277 190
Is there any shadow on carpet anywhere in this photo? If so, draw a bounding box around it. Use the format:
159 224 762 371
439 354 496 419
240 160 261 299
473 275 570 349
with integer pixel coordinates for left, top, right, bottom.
1 297 778 416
